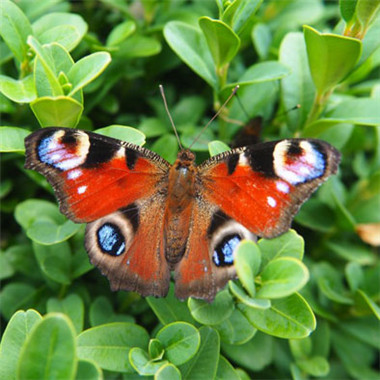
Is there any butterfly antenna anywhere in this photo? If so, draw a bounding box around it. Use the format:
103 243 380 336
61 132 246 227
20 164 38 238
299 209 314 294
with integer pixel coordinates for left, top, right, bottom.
189 85 239 150
159 84 183 151
234 92 250 120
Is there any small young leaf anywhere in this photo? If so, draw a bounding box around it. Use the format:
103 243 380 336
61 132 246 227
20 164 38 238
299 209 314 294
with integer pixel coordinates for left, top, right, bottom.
95 125 145 146
0 75 36 103
106 20 136 46
129 347 167 376
208 140 231 156
155 363 181 380
156 322 200 366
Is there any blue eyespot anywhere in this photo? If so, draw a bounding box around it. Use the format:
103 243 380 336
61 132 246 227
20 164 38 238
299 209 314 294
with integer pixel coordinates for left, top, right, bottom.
97 223 125 256
213 234 241 267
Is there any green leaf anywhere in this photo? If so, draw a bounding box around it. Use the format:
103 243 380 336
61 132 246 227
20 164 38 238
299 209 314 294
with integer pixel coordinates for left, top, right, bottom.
32 12 88 52
0 283 38 320
188 289 234 325
156 322 200 366
47 294 84 334
303 25 362 94
356 0 380 32
208 140 231 156
75 359 103 380
257 257 309 299
106 20 136 46
155 363 181 380
33 241 72 285
251 23 272 60
89 296 134 326
239 293 316 339
151 134 178 163
0 0 32 63
303 98 380 136
129 348 167 376
95 125 145 146
297 356 330 377
222 0 263 35
0 127 29 152
147 284 195 325
0 309 42 380
149 339 164 360
27 36 63 97
179 326 220 380
216 356 240 380
27 219 81 245
18 314 77 380
224 61 290 92
222 332 273 372
279 32 315 131
139 118 168 138
199 17 240 69
0 75 36 103
164 21 217 89
228 281 271 309
115 35 161 58
215 308 257 345
30 96 83 128
67 52 111 96
77 322 149 373
258 229 304 268
234 240 261 297
355 290 380 319
340 0 358 23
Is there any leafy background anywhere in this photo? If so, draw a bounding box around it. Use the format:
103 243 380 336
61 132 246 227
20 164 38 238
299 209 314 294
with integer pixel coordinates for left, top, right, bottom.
1 0 380 379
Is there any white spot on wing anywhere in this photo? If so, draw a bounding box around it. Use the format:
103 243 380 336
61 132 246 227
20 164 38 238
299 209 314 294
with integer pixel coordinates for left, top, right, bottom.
276 181 290 193
77 185 87 194
267 196 277 208
67 169 82 180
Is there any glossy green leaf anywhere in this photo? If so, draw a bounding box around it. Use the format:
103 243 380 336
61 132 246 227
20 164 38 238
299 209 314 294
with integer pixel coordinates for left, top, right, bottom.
155 363 181 380
224 61 290 92
257 257 309 299
303 97 380 136
77 322 149 373
75 359 102 380
0 75 36 103
215 308 257 345
297 356 330 377
340 0 358 23
116 35 161 58
279 32 315 131
33 12 88 51
164 21 217 89
151 134 178 163
106 20 136 46
258 229 304 268
239 293 316 338
0 127 29 152
33 241 72 285
355 290 380 319
0 284 38 320
0 0 32 63
147 284 195 325
156 322 200 366
208 140 231 156
222 0 262 35
234 240 261 297
149 339 164 361
0 309 42 380
222 332 273 372
199 17 240 69
47 294 84 334
188 289 234 325
129 347 167 376
95 125 145 146
229 281 271 309
17 314 77 380
251 23 272 60
179 326 220 380
30 96 83 128
27 36 63 97
67 52 111 96
139 118 168 138
356 0 380 32
216 356 240 380
304 25 362 94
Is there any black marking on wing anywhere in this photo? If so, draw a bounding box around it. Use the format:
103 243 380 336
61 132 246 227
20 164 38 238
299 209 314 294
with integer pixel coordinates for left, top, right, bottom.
207 209 231 238
245 142 276 177
125 147 139 170
82 136 119 168
119 203 140 233
227 153 239 175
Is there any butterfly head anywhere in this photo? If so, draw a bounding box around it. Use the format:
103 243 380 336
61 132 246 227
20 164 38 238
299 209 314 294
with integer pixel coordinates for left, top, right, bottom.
176 149 196 167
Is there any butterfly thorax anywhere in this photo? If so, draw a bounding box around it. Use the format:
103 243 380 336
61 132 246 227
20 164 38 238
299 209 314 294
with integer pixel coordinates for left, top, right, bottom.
164 149 197 265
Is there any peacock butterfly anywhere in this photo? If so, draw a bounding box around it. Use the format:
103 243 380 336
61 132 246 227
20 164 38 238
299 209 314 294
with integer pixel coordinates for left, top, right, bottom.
24 127 340 301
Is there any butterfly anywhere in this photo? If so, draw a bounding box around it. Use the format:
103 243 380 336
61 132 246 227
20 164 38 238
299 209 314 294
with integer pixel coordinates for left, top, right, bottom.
25 127 340 301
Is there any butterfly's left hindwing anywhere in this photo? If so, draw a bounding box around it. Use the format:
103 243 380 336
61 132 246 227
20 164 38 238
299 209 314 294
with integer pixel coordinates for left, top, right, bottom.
198 139 341 238
25 127 170 222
